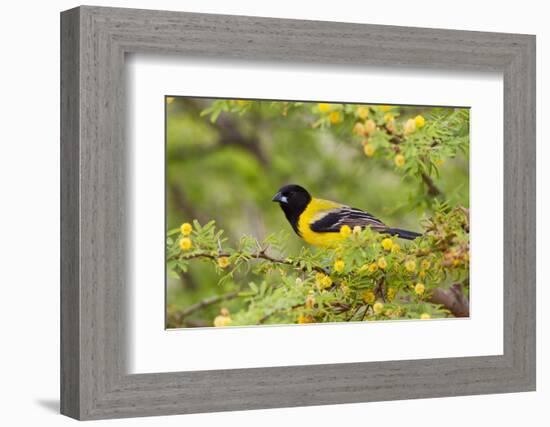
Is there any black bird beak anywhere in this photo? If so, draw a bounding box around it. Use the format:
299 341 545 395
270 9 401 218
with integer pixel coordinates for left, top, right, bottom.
272 192 287 204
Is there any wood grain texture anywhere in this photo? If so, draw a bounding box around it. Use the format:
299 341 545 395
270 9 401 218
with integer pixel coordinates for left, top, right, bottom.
60 5 536 420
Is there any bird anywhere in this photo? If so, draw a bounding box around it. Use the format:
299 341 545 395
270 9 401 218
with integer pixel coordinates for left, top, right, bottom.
272 184 421 248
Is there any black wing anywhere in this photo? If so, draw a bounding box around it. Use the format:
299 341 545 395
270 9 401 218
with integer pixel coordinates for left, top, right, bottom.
309 206 388 233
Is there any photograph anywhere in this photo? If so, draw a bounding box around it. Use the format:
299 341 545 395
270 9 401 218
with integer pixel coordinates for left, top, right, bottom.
165 97 470 328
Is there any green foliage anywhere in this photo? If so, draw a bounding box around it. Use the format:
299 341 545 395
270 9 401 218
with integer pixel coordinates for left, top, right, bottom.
166 98 470 328
167 202 469 326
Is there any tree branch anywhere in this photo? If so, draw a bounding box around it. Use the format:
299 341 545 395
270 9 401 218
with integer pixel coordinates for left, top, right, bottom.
428 283 469 317
170 250 327 274
421 172 442 197
174 290 241 320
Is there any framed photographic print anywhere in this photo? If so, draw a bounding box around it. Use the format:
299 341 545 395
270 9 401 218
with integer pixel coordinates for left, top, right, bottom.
61 5 536 420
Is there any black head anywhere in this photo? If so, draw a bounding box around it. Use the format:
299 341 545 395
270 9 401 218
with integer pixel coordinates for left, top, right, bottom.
272 184 312 235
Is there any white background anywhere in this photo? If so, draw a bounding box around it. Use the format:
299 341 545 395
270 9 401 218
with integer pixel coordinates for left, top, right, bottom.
0 0 546 426
129 58 503 373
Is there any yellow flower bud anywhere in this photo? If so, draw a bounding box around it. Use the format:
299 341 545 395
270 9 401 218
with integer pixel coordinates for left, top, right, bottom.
394 154 406 168
373 302 384 315
315 272 325 285
179 237 192 251
414 283 426 295
391 243 401 253
364 119 377 134
381 238 393 251
405 259 416 272
334 259 345 273
403 118 417 135
353 225 362 236
298 314 314 324
363 143 376 157
414 115 426 128
214 309 232 327
368 263 378 273
353 122 366 135
329 111 342 124
420 313 431 320
340 225 352 238
362 290 376 305
357 106 369 119
305 293 315 309
180 222 193 236
418 271 426 279
318 103 331 113
217 256 230 269
321 275 333 289
377 257 387 270
387 287 396 302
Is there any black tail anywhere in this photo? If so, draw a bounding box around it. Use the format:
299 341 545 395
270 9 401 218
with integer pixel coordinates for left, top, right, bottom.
385 228 422 240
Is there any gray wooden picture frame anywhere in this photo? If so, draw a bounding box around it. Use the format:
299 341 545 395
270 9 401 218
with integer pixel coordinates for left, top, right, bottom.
60 5 536 420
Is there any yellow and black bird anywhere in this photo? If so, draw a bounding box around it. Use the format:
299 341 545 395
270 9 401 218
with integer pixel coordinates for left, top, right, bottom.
272 184 421 248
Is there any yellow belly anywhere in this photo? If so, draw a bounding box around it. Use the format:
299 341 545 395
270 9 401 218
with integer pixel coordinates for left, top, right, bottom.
297 198 345 248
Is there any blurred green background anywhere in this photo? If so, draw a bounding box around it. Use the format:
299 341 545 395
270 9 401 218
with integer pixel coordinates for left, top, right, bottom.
166 97 469 327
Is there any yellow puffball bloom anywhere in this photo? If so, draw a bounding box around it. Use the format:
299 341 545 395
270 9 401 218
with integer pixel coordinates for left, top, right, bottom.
316 273 332 289
405 259 416 272
364 119 377 134
318 103 331 113
403 118 417 135
368 263 378 273
414 283 426 295
394 154 406 168
391 243 401 253
334 259 345 273
381 238 394 251
373 302 384 315
377 257 388 270
357 106 369 119
298 314 314 324
414 115 426 128
363 143 376 157
353 122 366 135
421 259 431 270
329 111 342 124
420 313 431 320
179 237 192 251
214 314 231 328
180 222 193 236
321 275 333 289
217 256 230 269
340 225 352 238
362 290 376 305
315 272 325 285
383 113 394 123
418 271 427 279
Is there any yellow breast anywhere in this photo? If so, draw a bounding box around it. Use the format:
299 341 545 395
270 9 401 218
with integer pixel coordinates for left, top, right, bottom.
297 198 345 248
